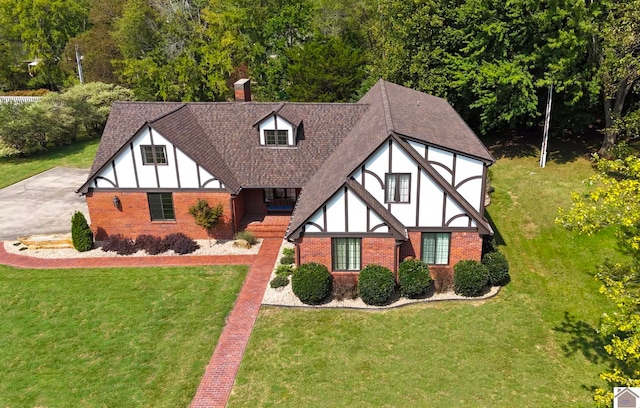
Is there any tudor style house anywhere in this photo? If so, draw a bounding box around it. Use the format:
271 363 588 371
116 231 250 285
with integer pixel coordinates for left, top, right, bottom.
78 79 495 277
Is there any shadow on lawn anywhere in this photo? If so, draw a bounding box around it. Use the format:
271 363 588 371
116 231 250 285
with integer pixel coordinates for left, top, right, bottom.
553 311 609 365
485 126 602 164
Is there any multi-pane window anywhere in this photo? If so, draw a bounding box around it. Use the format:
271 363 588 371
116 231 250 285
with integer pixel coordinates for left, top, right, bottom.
264 130 289 146
421 232 450 264
385 173 410 203
332 238 361 271
148 193 175 221
141 145 167 165
264 188 297 202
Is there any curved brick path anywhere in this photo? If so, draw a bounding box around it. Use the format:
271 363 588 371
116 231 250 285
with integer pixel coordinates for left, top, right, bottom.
0 239 282 408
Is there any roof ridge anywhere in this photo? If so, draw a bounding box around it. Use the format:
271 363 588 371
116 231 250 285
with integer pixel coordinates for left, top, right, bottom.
148 103 187 124
379 80 395 134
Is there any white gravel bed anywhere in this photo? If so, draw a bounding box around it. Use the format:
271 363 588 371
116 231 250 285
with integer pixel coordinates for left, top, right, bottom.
262 241 500 309
4 238 261 258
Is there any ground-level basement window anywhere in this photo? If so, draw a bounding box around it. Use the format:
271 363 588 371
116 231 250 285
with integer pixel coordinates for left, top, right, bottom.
332 238 361 271
148 193 175 221
421 232 450 264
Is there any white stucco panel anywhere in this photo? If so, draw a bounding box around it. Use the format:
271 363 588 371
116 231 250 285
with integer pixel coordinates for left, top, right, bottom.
454 155 484 185
418 173 445 226
407 140 427 159
94 164 117 188
445 196 467 226
199 167 223 189
346 189 367 232
152 131 178 188
306 207 325 231
363 143 389 186
369 211 388 233
176 149 199 188
457 178 483 212
258 114 295 145
325 190 346 232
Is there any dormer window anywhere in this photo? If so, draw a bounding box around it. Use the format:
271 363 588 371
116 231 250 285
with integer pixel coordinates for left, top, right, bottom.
265 130 289 146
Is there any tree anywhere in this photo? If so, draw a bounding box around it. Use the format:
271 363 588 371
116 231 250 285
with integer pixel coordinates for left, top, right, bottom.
189 199 224 245
71 210 93 252
557 151 640 406
286 37 365 102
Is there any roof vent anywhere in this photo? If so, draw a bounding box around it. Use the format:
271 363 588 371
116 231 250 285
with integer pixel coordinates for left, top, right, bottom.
234 78 251 102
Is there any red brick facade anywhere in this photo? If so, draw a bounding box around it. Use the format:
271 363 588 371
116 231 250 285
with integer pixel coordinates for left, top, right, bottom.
87 191 235 240
297 235 397 276
296 230 483 280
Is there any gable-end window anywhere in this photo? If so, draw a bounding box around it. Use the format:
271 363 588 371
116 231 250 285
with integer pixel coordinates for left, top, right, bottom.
141 145 167 165
421 232 450 264
264 130 289 146
385 173 410 203
148 193 175 221
332 238 361 271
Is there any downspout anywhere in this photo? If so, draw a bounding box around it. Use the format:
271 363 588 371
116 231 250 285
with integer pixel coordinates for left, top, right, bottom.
294 240 301 267
229 194 237 235
394 240 403 281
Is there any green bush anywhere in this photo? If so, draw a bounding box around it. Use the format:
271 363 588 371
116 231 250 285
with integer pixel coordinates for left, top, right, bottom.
282 247 294 257
398 259 432 298
275 264 294 277
482 251 510 286
71 211 93 252
453 260 489 297
358 265 396 306
270 275 289 288
234 230 257 245
280 255 295 265
291 262 332 305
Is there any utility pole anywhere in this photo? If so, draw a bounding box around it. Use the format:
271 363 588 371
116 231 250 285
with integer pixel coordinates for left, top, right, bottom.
540 83 553 168
75 44 84 84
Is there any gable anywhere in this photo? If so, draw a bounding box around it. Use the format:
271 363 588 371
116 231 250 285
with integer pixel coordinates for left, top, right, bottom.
256 113 296 146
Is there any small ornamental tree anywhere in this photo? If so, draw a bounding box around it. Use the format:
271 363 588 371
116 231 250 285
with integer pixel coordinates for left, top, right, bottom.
189 199 223 245
71 211 93 252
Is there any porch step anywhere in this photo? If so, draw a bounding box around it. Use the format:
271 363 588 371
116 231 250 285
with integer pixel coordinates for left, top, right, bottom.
239 213 290 239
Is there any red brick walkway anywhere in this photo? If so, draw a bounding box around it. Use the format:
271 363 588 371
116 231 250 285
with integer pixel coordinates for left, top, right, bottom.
0 239 282 408
190 238 281 408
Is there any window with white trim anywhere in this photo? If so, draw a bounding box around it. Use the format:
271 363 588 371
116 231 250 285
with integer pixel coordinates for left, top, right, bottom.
148 193 175 221
421 232 450 264
141 145 167 165
264 130 289 146
332 238 361 271
385 173 410 203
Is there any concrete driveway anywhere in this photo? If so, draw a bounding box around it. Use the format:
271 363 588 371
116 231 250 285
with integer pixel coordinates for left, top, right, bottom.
0 167 89 241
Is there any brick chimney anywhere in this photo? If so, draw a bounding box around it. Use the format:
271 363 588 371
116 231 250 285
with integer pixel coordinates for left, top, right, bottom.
234 78 251 102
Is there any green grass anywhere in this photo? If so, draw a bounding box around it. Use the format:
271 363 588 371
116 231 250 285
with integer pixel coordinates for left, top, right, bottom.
0 138 98 189
228 154 625 407
0 264 247 407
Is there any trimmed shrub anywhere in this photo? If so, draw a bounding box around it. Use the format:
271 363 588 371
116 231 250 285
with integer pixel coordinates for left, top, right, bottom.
398 259 432 298
280 255 295 265
333 275 358 301
164 233 199 255
270 275 289 288
234 230 257 245
358 265 396 306
291 262 332 305
482 251 510 286
282 247 294 257
453 260 489 297
135 234 168 255
275 264 294 277
71 211 93 252
101 234 136 255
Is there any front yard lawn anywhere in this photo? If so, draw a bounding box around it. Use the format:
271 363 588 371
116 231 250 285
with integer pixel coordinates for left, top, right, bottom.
228 151 625 407
0 264 247 407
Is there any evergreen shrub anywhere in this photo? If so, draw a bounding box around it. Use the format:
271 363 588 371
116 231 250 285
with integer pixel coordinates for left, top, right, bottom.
482 251 510 286
291 262 332 305
270 275 289 288
453 260 489 297
71 211 93 252
358 265 396 306
398 259 432 298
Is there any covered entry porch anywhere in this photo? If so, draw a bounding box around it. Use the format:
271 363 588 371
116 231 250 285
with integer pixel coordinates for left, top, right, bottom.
234 188 299 238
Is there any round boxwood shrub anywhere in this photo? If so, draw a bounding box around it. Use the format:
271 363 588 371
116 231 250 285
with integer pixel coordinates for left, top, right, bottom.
71 211 93 252
398 259 433 298
453 260 489 297
358 264 396 306
291 262 332 305
270 275 289 289
482 251 510 286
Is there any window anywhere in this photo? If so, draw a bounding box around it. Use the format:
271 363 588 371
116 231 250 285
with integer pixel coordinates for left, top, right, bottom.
141 145 167 165
421 233 450 264
385 173 410 203
264 130 289 146
264 188 297 202
332 238 361 271
148 193 175 221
